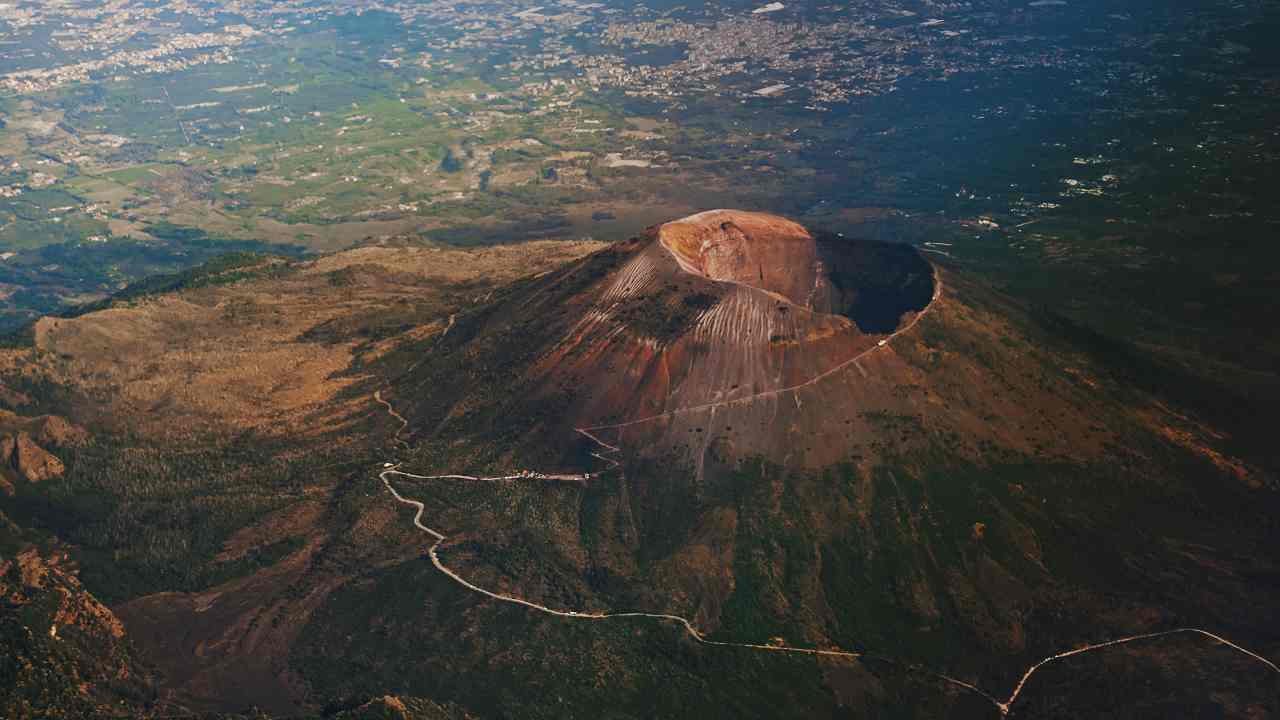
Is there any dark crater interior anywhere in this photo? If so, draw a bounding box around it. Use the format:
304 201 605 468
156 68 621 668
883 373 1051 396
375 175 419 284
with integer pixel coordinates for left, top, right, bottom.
815 233 935 334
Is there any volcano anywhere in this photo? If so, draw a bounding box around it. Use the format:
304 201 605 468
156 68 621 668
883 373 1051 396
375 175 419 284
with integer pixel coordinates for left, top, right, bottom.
389 209 1107 473
4 210 1274 720
377 211 1278 716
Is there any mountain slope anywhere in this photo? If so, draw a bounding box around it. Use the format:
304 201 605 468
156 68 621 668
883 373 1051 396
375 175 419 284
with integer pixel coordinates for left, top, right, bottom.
367 211 1279 716
0 213 1273 718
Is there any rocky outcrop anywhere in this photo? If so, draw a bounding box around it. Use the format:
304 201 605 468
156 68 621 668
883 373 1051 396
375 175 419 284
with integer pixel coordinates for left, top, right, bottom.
1 548 125 640
0 409 84 487
1 546 148 717
335 694 479 719
0 431 65 482
37 415 89 448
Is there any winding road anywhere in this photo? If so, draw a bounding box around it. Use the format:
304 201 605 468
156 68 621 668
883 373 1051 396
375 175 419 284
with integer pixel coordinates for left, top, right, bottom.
378 461 1278 716
378 463 999 709
373 263 1278 715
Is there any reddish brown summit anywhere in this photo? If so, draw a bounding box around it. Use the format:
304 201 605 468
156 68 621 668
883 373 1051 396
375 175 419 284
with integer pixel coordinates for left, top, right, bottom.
658 209 825 308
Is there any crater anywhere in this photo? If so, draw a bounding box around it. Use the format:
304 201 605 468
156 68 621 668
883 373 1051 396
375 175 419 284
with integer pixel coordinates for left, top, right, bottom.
657 210 934 334
813 231 935 334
